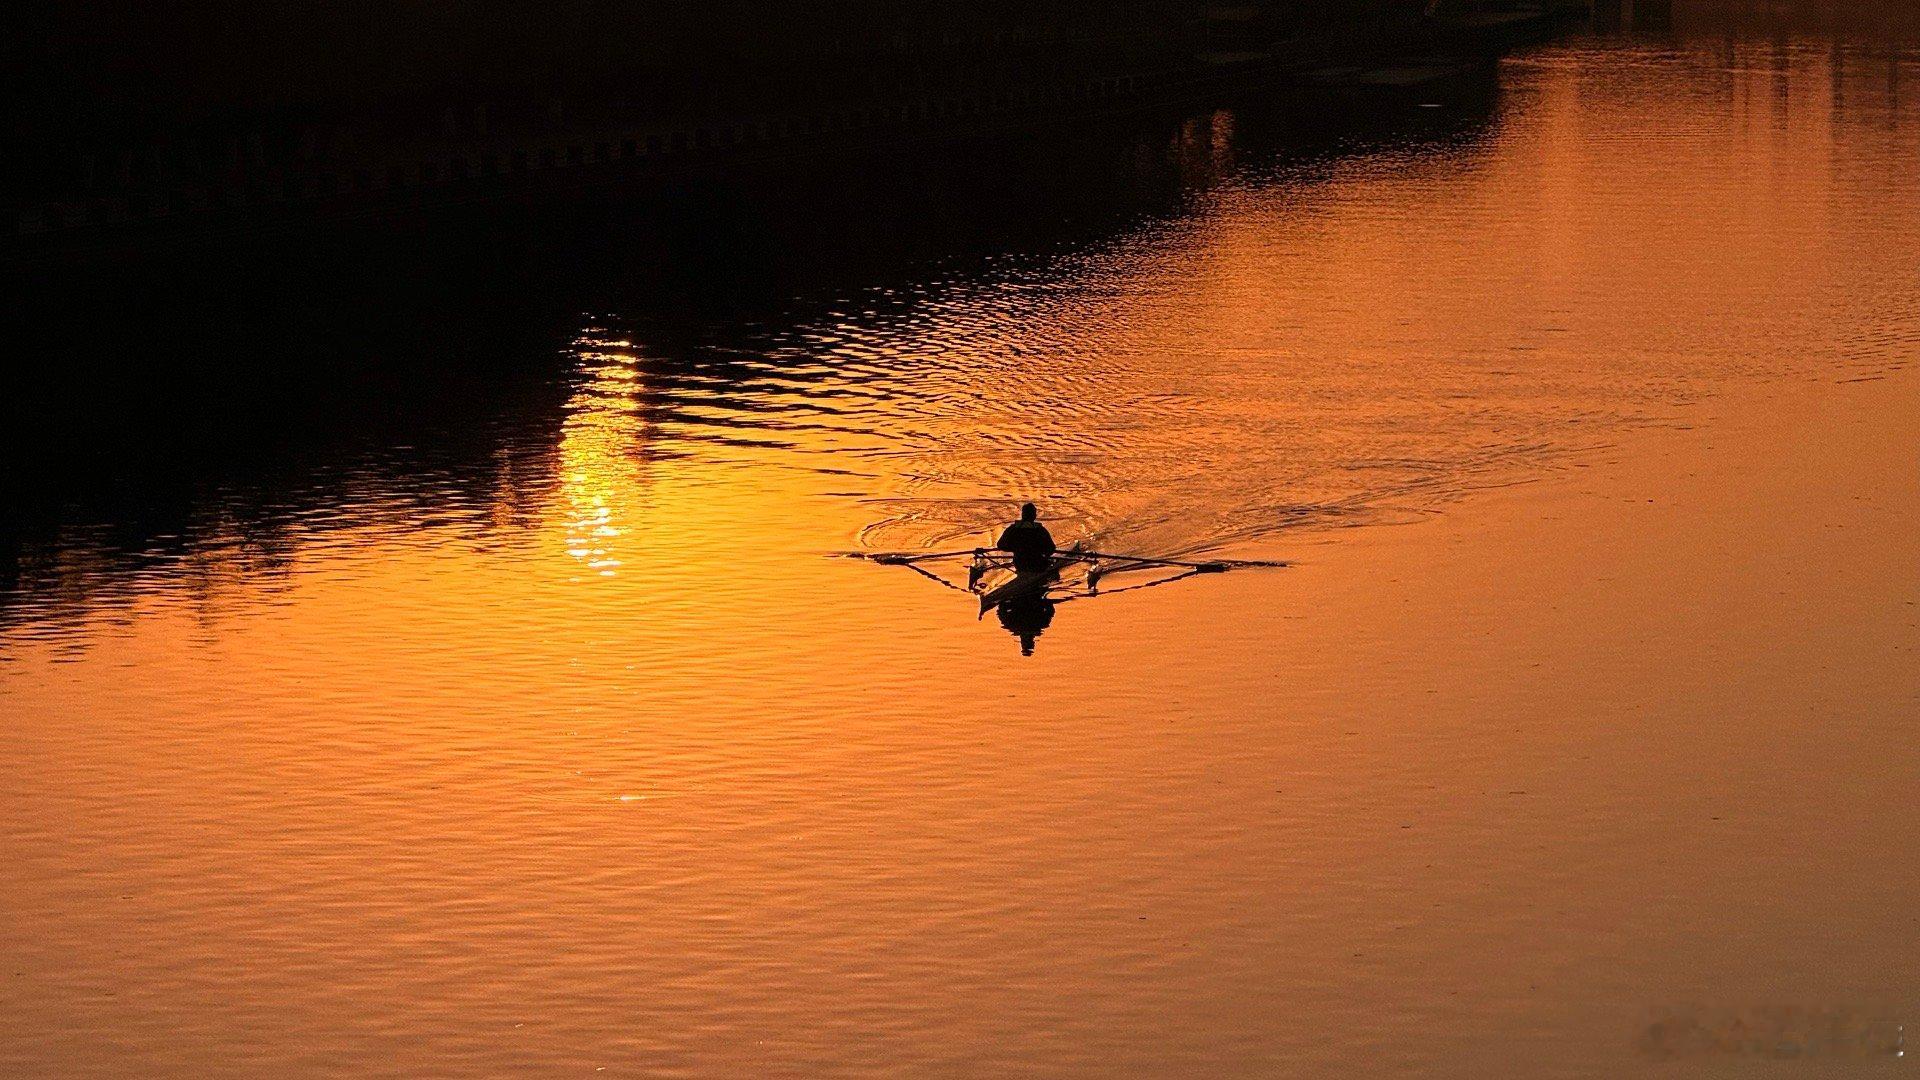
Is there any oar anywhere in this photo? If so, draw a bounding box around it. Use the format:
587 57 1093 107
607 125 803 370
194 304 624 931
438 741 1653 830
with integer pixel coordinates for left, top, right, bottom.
1070 550 1233 573
867 548 980 565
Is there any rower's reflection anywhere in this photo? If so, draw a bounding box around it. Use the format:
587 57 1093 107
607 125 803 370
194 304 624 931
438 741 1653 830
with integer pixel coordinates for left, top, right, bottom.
993 593 1057 657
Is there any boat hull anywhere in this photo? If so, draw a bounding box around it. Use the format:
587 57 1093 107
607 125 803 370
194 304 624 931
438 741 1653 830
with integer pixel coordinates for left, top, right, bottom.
977 558 1067 610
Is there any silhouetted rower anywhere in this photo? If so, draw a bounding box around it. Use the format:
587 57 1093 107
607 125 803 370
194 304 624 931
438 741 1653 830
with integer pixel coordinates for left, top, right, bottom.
996 503 1056 574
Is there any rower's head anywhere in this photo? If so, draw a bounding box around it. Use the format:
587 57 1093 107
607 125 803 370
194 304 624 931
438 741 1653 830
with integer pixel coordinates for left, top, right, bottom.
1020 502 1038 522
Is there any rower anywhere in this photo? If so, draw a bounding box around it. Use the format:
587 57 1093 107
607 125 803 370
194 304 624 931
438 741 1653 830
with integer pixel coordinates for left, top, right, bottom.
996 503 1057 574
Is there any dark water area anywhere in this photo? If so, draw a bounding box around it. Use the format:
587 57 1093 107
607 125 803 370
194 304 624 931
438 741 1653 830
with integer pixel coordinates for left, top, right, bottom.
2 74 1502 611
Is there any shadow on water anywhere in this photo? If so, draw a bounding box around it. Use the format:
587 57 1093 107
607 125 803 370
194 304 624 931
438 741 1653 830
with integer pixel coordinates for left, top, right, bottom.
0 72 1505 625
995 596 1057 658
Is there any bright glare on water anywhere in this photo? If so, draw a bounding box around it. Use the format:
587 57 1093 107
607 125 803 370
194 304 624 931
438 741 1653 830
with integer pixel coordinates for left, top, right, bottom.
2 12 1919 1078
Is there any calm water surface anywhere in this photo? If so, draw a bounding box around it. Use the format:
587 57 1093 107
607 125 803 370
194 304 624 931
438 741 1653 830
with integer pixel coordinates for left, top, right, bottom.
3 13 1918 1077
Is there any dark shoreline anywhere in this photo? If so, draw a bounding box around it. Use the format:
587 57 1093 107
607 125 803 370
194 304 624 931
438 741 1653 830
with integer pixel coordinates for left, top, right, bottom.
3 3 1582 272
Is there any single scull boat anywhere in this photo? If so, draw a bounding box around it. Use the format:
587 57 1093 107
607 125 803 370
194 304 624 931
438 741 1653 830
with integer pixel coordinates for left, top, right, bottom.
861 544 1280 608
973 550 1074 613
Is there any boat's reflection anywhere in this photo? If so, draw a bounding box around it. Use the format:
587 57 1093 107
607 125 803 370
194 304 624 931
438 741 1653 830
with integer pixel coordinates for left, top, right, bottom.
993 594 1056 657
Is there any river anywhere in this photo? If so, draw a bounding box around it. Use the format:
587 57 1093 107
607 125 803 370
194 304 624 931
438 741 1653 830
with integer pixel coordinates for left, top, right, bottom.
2 7 1917 1076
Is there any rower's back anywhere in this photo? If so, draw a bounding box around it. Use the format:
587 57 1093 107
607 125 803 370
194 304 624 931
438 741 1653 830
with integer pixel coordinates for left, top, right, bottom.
996 504 1056 574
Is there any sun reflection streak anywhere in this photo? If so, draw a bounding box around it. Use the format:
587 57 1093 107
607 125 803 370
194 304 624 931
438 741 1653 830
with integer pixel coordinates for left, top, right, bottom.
557 338 651 581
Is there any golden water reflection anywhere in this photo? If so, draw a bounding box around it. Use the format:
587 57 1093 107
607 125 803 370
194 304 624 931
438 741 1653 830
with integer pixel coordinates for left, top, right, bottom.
557 335 651 581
